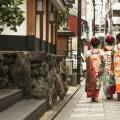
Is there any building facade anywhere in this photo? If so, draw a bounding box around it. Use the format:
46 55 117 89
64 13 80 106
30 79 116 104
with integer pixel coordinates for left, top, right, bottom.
0 0 74 54
105 0 120 35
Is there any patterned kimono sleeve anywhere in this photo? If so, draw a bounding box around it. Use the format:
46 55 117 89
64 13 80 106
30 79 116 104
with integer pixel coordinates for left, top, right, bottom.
85 50 91 90
98 51 105 77
111 48 115 73
98 56 105 77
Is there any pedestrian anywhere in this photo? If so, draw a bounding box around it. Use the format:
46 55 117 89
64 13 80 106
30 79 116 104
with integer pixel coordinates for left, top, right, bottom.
85 36 103 102
103 35 115 100
112 33 120 101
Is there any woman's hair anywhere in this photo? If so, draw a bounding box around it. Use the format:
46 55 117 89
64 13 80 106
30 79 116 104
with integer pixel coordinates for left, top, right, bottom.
116 33 120 43
105 35 114 45
90 36 100 48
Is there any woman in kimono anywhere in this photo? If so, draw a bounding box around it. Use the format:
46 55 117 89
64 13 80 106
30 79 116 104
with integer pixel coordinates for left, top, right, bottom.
103 35 115 99
85 37 103 102
112 33 120 101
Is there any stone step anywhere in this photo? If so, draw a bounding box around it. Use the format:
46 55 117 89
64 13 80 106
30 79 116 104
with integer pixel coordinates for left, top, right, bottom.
0 89 23 112
0 99 48 120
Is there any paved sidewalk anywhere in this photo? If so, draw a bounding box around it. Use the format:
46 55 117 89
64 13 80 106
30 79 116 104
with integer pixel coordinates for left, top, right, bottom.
54 82 120 120
69 91 120 120
40 85 80 120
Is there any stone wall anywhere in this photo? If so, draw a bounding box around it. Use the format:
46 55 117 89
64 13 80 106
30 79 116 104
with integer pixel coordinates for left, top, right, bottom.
0 51 68 106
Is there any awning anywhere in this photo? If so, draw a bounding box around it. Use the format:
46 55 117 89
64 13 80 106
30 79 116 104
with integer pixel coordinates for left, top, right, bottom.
58 30 75 37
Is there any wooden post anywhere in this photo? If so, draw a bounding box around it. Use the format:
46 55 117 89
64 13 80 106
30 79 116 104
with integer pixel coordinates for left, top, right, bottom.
92 0 95 36
27 0 36 36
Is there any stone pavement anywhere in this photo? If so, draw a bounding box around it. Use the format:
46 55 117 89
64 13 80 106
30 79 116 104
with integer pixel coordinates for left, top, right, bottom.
54 82 120 120
40 85 80 120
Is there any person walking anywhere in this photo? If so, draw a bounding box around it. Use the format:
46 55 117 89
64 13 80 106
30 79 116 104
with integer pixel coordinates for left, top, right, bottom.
112 33 120 100
103 35 115 99
85 37 103 102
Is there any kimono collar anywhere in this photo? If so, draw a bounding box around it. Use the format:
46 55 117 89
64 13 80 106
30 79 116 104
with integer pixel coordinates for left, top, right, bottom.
104 45 112 51
92 48 100 54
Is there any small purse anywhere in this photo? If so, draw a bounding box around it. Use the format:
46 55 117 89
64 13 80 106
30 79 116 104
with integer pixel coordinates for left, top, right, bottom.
96 78 101 89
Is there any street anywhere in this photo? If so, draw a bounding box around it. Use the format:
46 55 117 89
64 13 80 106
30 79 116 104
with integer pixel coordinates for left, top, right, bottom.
0 0 120 120
54 81 120 120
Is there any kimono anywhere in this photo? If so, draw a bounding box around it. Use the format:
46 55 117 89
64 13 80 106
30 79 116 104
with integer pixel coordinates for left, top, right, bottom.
85 48 103 100
103 46 115 98
112 44 120 98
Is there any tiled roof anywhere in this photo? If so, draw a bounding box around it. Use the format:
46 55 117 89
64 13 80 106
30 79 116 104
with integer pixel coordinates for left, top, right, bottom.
64 0 75 4
64 0 75 8
50 0 75 10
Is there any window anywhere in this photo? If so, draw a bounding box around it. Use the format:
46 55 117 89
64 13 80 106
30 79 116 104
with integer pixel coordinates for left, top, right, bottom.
113 10 120 17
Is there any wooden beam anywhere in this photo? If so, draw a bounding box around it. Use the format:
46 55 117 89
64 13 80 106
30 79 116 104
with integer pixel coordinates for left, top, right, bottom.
46 0 49 52
27 0 36 36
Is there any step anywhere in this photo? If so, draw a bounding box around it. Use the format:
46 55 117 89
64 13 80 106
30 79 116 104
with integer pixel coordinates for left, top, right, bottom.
0 99 48 120
0 89 23 112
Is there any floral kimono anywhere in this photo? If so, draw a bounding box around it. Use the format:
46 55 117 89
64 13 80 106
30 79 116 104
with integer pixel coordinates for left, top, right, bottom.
103 46 115 99
85 49 103 101
112 44 120 99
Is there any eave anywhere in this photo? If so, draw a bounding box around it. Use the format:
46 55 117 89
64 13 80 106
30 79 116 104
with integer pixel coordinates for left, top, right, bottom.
58 30 75 37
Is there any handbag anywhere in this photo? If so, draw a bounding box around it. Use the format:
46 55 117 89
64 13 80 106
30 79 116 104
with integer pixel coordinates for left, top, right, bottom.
96 78 101 89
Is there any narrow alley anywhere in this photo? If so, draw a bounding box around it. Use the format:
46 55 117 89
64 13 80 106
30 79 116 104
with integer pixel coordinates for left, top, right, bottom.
0 0 120 120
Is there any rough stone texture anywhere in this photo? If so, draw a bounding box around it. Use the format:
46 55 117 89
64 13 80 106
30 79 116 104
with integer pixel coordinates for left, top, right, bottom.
9 52 32 97
0 65 9 88
29 53 67 106
0 51 68 106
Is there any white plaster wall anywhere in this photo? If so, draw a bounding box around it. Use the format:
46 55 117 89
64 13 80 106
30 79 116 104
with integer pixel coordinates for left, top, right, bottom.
2 0 27 35
43 0 46 41
49 24 51 42
72 37 77 51
36 15 40 38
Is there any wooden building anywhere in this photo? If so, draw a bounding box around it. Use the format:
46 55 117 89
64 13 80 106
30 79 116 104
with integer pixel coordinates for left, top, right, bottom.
57 30 75 56
0 0 74 53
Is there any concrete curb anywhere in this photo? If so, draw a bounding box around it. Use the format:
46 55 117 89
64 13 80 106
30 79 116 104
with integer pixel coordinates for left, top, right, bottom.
47 85 81 120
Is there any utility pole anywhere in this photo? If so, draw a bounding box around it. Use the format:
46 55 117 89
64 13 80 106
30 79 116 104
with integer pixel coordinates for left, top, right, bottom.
109 0 112 33
77 0 82 84
92 0 95 36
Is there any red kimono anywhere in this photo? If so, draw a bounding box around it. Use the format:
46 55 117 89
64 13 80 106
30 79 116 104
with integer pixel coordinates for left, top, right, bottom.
85 49 102 100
